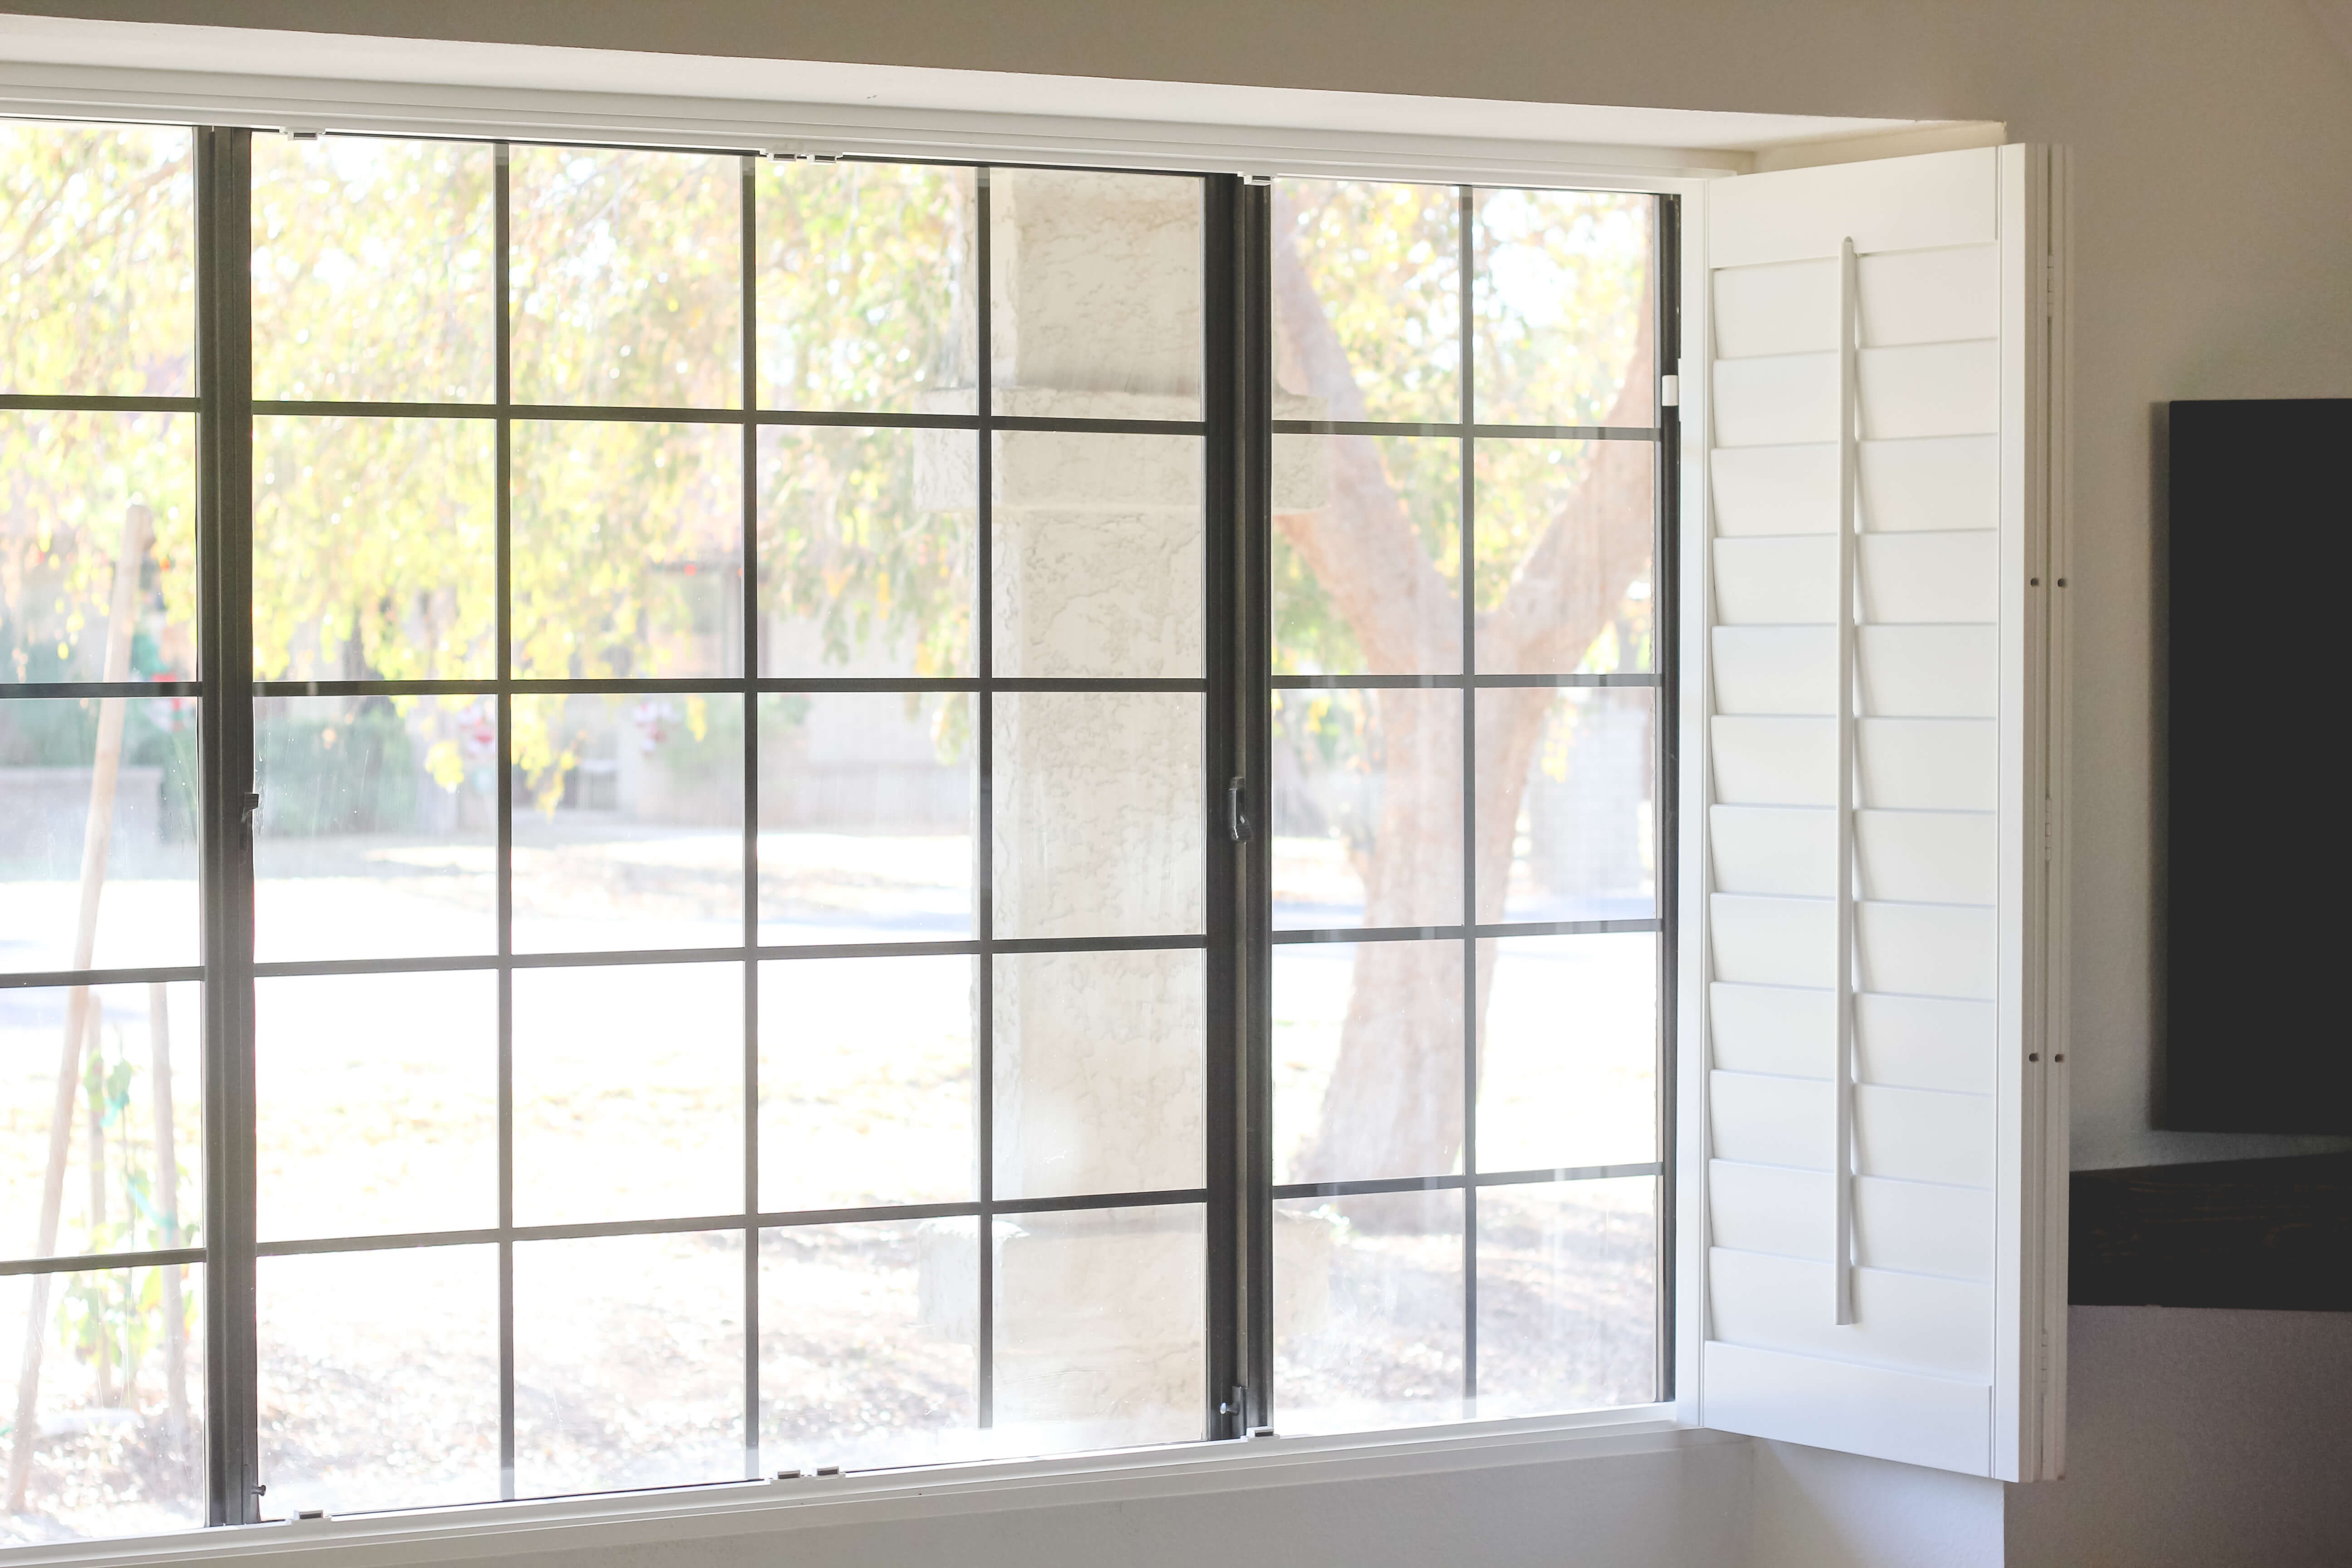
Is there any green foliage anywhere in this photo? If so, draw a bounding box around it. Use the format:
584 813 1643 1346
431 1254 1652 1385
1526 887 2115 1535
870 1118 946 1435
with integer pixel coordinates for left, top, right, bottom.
255 702 420 836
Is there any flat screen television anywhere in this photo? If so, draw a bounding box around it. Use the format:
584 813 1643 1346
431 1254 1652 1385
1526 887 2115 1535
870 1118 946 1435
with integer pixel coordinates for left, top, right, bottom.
2166 399 2350 1132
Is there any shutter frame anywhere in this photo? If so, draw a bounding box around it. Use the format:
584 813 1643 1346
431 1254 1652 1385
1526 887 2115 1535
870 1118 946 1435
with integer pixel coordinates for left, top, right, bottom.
1681 143 2068 1482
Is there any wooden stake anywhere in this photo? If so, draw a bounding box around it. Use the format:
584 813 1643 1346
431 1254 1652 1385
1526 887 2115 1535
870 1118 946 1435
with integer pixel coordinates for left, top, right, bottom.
7 503 152 1512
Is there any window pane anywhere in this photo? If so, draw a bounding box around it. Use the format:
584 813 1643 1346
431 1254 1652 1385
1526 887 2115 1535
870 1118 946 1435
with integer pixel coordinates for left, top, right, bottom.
1472 190 1653 429
992 692 1203 942
1473 438 1654 676
1483 686 1655 925
1476 934 1658 1173
758 955 972 1212
513 1231 744 1496
513 420 741 681
0 122 192 397
510 693 744 954
511 963 742 1226
757 161 975 415
509 146 740 408
992 431 1202 679
994 949 1202 1201
757 425 973 679
1271 433 1459 676
0 1261 203 1539
251 136 494 402
989 169 1200 421
253 416 494 681
1 410 196 685
1274 180 1458 426
993 1204 1202 1451
0 697 199 974
758 1219 979 1472
253 696 497 962
0 981 200 1263
1272 689 1461 932
255 971 496 1242
258 1246 500 1516
756 692 970 945
1273 940 1462 1186
1274 1190 1462 1435
1474 1177 1658 1416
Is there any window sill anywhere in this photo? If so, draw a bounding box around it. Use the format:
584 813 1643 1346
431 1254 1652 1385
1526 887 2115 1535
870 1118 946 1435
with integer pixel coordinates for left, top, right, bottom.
3 1407 1736 1568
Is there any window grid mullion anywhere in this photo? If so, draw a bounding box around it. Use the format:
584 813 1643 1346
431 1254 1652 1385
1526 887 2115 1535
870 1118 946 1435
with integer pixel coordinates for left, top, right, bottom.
972 163 997 1433
1456 183 1480 1411
492 136 519 1504
738 151 763 1483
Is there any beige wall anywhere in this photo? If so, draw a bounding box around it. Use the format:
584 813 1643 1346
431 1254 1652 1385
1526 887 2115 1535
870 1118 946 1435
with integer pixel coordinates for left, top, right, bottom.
10 0 2352 1170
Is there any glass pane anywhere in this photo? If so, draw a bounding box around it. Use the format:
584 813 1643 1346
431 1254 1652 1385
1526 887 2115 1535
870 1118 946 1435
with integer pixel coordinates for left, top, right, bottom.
1474 1177 1658 1416
1271 688 1460 931
0 1261 203 1540
513 1231 744 1496
253 696 497 962
1472 190 1654 429
758 1219 979 1471
757 692 972 945
1485 687 1655 925
0 697 199 973
758 955 972 1212
1273 1189 1463 1435
988 169 1200 421
1271 433 1459 676
992 693 1203 942
251 136 494 402
1273 940 1462 1186
994 949 1202 1201
0 982 200 1263
511 963 742 1226
509 146 740 408
253 416 495 680
757 161 975 415
513 420 741 680
1 410 196 685
0 122 192 397
510 693 745 954
757 426 972 679
258 1246 500 1516
1273 180 1458 426
1473 439 1654 675
1476 934 1658 1173
255 971 496 1242
992 431 1202 679
993 1204 1202 1451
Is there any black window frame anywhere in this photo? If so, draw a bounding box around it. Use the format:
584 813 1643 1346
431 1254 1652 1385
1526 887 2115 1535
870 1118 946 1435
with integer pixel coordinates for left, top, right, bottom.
0 124 1679 1531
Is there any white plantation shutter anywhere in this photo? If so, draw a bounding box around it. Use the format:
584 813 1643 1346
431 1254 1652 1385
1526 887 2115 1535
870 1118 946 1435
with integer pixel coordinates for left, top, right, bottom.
1687 144 2068 1481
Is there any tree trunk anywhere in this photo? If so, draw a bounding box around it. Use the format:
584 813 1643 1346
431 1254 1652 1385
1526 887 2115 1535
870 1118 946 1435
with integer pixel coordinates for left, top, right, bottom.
1272 204 1656 1191
7 503 150 1512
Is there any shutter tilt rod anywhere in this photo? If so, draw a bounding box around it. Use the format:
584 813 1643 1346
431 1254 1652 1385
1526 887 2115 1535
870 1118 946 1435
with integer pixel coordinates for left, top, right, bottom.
1833 236 1859 1328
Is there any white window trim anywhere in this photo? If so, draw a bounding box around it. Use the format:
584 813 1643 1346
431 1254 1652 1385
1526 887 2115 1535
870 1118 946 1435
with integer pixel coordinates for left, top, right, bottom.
0 1407 1737 1568
0 30 1948 1558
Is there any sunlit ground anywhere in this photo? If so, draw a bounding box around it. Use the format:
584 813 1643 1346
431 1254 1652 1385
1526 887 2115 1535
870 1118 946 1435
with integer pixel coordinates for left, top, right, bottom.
2 829 1654 1541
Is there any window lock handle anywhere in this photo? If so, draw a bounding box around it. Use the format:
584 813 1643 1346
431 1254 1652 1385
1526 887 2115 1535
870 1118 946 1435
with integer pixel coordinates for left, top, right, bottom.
1226 777 1251 843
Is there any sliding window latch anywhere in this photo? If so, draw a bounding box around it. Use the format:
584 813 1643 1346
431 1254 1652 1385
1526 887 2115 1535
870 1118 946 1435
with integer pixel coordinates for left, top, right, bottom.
1226 777 1252 843
1220 1384 1250 1437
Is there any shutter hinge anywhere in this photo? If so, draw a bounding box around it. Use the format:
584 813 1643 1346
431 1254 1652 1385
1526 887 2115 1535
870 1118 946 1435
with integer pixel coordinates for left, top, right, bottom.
1659 372 1681 408
2045 254 2058 320
2042 799 2054 862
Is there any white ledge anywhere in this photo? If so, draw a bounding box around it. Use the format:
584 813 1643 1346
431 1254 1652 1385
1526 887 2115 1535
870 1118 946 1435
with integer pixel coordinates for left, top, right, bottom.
0 1409 1740 1568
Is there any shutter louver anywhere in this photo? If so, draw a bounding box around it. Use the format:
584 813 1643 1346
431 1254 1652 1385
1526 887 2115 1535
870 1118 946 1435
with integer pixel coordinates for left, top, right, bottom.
1688 144 2067 1481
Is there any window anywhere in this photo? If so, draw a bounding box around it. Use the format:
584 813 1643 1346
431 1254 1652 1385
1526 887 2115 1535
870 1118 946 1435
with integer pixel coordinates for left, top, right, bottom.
1 120 1671 1542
